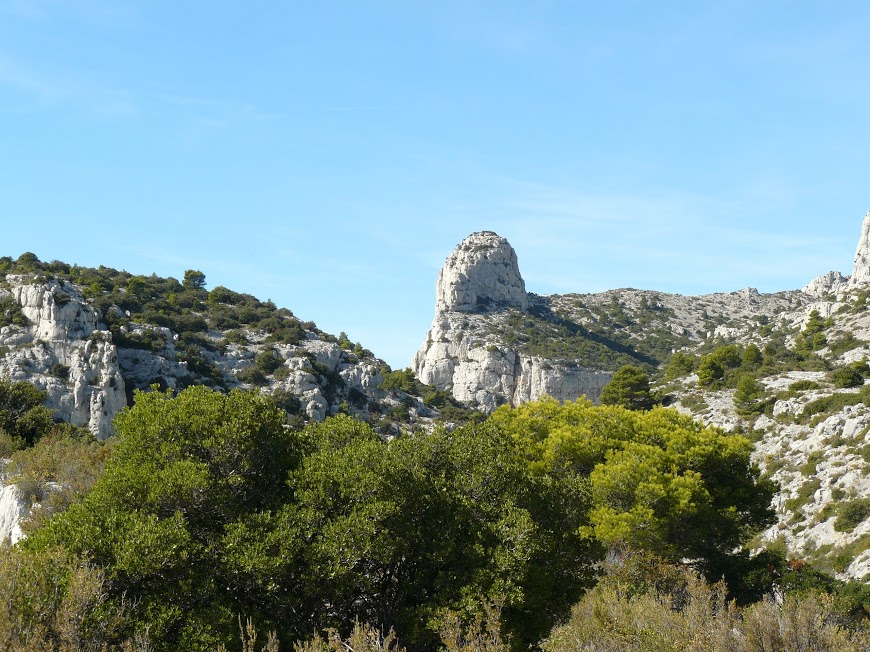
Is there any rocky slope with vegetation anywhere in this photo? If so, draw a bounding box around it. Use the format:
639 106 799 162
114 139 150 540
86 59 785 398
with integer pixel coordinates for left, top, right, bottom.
2 216 870 650
413 213 870 582
0 255 475 441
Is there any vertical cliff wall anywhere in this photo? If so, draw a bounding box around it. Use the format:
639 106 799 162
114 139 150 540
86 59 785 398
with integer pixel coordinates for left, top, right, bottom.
414 232 611 410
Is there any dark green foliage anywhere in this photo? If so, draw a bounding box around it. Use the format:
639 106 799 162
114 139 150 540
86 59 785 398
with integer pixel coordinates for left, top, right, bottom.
664 351 696 379
380 368 424 394
795 309 834 353
799 387 870 423
27 387 305 651
733 374 768 416
254 349 283 374
834 498 870 532
289 417 595 650
831 365 866 389
789 379 821 393
235 365 269 386
208 285 243 306
182 269 206 290
49 362 70 380
599 365 654 410
697 344 741 386
741 343 763 367
0 295 29 327
0 378 55 446
27 391 595 651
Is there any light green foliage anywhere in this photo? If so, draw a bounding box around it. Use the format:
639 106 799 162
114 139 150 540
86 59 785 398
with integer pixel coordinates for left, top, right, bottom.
541 554 870 652
488 398 775 572
599 365 654 411
292 620 403 652
0 546 145 651
7 428 112 532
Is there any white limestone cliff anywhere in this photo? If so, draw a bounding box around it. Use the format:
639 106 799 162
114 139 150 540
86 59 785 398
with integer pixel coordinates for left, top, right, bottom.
435 231 529 313
850 210 870 287
415 232 612 410
0 277 125 439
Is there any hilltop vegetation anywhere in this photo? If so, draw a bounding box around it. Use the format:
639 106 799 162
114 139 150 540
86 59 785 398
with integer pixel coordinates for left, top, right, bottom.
0 252 478 433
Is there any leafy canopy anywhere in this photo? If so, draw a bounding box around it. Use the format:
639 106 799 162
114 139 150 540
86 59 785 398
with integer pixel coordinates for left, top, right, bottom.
488 397 776 569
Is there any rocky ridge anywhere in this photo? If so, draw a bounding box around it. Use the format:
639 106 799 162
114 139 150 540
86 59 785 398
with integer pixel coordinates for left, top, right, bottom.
0 263 463 440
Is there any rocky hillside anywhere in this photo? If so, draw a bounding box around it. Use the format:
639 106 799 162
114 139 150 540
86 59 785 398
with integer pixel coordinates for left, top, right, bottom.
414 211 870 581
413 231 811 410
0 258 473 440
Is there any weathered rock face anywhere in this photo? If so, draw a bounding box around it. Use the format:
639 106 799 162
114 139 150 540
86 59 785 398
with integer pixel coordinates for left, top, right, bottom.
851 210 870 286
0 484 27 545
803 270 849 297
415 234 611 410
0 277 126 439
436 231 528 313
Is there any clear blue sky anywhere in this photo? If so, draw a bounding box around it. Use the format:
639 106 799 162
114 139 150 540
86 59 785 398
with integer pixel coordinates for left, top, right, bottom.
2 1 869 369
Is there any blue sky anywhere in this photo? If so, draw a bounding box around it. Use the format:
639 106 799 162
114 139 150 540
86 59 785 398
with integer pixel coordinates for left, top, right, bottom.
2 1 869 369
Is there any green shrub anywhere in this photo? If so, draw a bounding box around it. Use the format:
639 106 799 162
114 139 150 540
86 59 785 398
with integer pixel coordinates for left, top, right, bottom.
789 379 821 393
834 498 870 532
830 362 867 389
664 351 697 379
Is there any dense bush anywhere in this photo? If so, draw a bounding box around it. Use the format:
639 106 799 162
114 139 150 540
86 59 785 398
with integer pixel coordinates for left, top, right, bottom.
488 398 776 582
542 552 870 652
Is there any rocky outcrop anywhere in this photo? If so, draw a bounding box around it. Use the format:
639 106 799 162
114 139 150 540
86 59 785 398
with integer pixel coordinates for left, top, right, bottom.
435 231 528 313
0 484 27 545
415 233 612 409
0 277 125 439
850 210 870 286
803 271 849 297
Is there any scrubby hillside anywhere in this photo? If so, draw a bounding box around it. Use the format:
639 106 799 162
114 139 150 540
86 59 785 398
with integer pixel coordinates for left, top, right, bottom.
0 254 475 440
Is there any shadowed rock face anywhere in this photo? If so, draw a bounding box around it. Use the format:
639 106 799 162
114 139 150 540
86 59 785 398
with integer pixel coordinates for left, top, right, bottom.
435 231 528 314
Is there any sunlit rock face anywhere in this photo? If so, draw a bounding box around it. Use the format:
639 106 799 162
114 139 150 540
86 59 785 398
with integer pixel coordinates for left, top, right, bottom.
0 277 125 440
851 210 870 287
414 232 611 411
435 231 529 314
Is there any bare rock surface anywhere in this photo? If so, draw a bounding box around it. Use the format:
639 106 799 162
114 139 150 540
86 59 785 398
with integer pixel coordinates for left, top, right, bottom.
0 277 125 439
436 231 528 313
